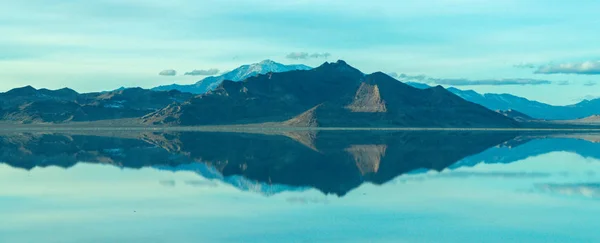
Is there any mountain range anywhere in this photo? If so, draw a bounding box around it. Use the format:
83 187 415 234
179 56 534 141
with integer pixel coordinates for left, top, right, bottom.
0 86 193 123
1 59 599 127
150 60 600 121
405 82 600 120
152 60 311 94
143 60 518 128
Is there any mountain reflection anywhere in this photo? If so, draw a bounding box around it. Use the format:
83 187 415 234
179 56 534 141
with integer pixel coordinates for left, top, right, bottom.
0 130 542 196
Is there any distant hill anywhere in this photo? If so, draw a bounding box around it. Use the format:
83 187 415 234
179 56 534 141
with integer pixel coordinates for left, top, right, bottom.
554 115 600 125
406 83 600 120
0 86 194 123
143 60 518 128
152 60 312 94
496 109 535 122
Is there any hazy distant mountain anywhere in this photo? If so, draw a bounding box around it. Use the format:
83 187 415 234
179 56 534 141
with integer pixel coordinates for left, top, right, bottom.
152 60 312 94
407 83 600 120
154 163 308 196
144 60 518 128
0 86 193 123
451 136 600 169
555 115 600 125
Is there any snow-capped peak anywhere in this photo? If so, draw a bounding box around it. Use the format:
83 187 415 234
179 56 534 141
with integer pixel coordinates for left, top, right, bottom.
153 60 312 94
197 60 312 92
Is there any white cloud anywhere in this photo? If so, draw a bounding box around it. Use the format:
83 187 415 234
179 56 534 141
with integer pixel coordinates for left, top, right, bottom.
396 73 553 86
285 52 309 60
159 69 177 76
513 63 536 69
184 69 220 76
535 61 600 75
286 52 331 60
309 52 331 58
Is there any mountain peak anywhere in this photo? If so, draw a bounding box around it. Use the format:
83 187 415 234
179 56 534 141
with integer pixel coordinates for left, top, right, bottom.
6 85 38 95
258 59 276 65
153 60 312 94
320 60 350 67
316 60 363 76
335 60 348 65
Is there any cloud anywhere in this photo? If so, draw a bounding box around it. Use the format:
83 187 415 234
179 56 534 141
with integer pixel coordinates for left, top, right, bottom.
386 72 399 78
535 61 600 75
159 69 177 76
584 81 597 86
184 180 219 187
556 81 571 85
184 68 220 76
513 63 536 69
286 196 329 205
159 180 176 187
435 78 552 86
396 73 553 86
286 52 309 60
535 183 600 198
437 171 550 179
286 52 331 60
309 52 331 58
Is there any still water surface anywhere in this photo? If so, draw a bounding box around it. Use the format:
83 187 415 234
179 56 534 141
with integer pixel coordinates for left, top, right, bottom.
1 131 599 242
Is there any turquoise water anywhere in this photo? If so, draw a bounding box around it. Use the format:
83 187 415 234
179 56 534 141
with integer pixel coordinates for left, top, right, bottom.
1 131 599 242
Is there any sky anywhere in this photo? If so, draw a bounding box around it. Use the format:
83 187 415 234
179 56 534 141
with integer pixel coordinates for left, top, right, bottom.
1 0 600 105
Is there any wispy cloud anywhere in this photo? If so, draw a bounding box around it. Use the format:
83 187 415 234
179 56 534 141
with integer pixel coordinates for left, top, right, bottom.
159 180 176 187
386 72 399 78
159 69 177 76
286 196 329 205
535 183 600 198
584 81 597 86
513 63 536 69
535 61 600 75
574 95 600 102
184 180 219 187
184 68 220 76
286 52 309 60
396 73 553 86
286 52 331 60
309 52 331 58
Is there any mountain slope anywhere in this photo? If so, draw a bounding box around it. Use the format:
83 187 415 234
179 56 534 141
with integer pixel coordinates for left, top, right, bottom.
407 83 600 120
0 86 194 123
496 109 535 122
144 61 518 128
152 60 312 94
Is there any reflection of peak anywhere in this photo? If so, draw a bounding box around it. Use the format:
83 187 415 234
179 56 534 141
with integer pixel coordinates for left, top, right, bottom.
283 130 319 151
345 145 387 175
0 130 518 197
154 163 307 196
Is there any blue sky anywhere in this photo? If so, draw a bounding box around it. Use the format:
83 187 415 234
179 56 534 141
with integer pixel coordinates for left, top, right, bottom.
1 0 600 105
